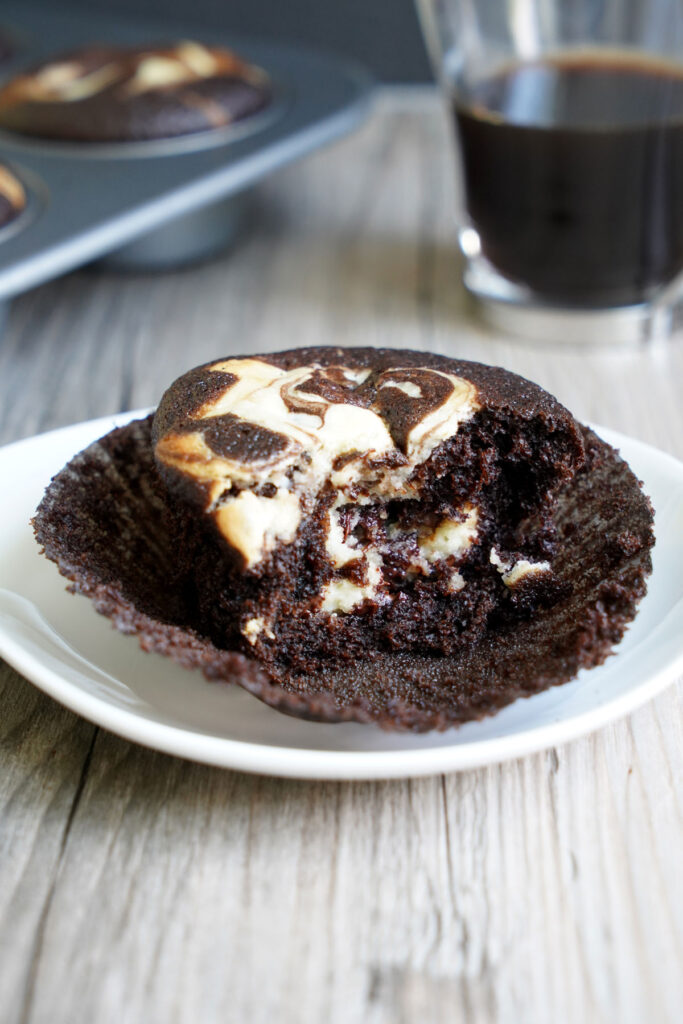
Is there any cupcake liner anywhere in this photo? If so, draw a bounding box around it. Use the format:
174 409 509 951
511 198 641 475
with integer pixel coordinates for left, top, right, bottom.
33 416 654 732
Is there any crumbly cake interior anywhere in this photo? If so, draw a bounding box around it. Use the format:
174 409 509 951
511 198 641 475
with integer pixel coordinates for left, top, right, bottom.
153 356 583 671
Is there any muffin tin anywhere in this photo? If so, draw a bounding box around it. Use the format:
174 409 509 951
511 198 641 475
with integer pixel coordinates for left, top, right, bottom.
0 4 372 297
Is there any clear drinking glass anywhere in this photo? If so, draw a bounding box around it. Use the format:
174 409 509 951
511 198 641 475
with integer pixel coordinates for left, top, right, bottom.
416 0 683 342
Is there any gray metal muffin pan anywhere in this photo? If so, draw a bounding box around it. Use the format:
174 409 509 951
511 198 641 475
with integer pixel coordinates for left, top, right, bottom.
0 3 372 296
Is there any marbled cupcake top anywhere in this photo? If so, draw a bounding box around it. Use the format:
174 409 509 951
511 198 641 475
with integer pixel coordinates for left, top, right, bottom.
0 41 270 141
154 355 482 569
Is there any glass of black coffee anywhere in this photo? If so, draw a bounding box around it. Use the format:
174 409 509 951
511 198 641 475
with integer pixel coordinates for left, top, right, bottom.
417 0 683 341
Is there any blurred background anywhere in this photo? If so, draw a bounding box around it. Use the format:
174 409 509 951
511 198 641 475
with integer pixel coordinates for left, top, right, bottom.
45 0 433 82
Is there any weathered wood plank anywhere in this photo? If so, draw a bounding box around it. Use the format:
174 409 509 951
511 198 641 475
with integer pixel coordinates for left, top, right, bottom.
0 667 96 1023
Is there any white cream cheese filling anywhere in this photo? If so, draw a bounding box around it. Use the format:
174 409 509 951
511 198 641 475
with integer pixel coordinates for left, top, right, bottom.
126 56 202 93
321 549 385 613
490 548 551 587
8 42 241 105
29 62 121 102
156 358 480 569
321 503 480 613
214 489 301 567
125 44 223 94
379 379 422 398
419 507 479 562
241 616 275 644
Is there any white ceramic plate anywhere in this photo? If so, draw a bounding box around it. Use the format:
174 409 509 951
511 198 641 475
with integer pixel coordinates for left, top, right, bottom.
1 410 682 779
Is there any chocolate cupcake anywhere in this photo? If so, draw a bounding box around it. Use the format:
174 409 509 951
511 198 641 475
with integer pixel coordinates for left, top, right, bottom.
0 41 270 142
33 348 654 731
0 163 25 229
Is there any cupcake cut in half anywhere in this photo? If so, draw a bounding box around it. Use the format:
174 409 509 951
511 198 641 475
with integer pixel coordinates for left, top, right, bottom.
33 348 654 731
0 41 270 142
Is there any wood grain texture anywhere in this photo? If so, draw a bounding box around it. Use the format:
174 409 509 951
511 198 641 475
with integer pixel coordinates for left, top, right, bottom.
0 91 681 1024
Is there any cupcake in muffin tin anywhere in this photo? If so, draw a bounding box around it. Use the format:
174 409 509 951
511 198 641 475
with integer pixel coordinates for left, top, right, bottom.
0 41 271 143
0 40 276 268
0 8 369 286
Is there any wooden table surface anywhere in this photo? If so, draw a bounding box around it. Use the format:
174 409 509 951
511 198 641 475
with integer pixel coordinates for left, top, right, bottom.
1 93 681 1024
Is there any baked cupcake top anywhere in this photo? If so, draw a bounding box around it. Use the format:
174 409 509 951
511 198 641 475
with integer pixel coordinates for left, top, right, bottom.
0 163 25 229
0 41 270 142
153 347 584 572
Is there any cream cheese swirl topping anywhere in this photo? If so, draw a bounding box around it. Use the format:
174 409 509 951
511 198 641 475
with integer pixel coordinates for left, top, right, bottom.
154 358 480 568
0 42 263 107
